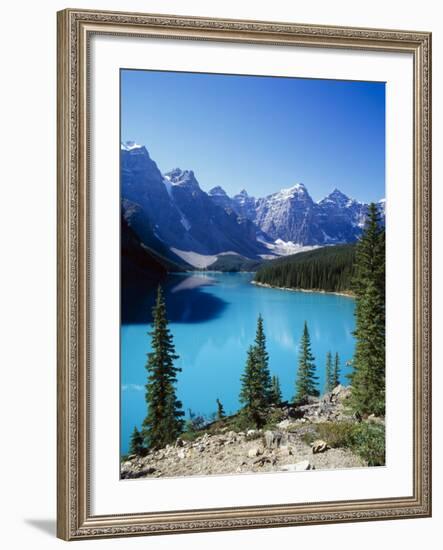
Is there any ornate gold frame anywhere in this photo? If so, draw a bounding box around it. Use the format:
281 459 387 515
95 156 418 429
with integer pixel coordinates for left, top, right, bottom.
57 8 432 540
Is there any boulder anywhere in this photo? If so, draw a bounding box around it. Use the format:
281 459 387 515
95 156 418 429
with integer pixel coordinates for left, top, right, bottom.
263 430 286 449
253 456 272 466
288 407 306 420
277 419 292 429
311 440 329 454
332 385 352 403
281 460 313 472
248 447 262 458
278 446 292 457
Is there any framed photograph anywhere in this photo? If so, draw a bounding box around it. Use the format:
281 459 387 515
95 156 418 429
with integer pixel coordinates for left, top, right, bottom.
57 8 432 540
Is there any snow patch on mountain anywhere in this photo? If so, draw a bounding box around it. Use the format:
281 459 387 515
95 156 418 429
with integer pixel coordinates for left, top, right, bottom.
162 175 192 231
170 248 218 268
164 168 200 190
163 175 174 199
179 214 191 231
121 141 142 151
259 238 320 259
278 183 308 198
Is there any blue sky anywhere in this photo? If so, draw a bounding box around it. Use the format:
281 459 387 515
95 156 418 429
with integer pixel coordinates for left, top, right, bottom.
121 69 385 203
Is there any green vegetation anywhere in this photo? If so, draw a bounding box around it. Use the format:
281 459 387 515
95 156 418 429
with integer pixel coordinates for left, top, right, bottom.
351 422 385 466
216 398 225 420
324 351 341 393
181 410 207 442
325 352 334 393
129 426 145 457
121 215 187 291
142 286 185 450
254 315 273 403
239 346 267 427
301 421 355 448
302 421 385 466
239 315 273 427
208 254 264 272
254 244 356 292
333 352 341 388
270 375 283 405
294 321 319 402
125 219 385 467
348 203 385 416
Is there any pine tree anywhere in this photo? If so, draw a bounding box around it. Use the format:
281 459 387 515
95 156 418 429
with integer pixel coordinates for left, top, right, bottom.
129 426 144 456
349 203 385 416
239 346 267 427
270 375 283 404
294 321 319 402
325 351 334 393
333 352 341 388
216 398 225 420
254 314 272 403
142 286 184 449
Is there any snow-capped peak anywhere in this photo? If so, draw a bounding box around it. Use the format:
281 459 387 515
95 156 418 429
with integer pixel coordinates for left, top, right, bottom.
319 188 353 207
121 140 143 151
276 183 309 199
163 168 200 190
328 188 349 200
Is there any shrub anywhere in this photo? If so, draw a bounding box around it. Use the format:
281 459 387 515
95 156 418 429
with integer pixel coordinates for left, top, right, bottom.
351 423 385 466
300 421 385 467
227 412 256 432
263 408 285 430
315 422 356 448
180 430 202 443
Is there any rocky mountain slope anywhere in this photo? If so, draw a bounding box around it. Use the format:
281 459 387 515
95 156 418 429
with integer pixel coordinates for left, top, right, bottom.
121 142 385 264
121 143 265 259
121 385 384 479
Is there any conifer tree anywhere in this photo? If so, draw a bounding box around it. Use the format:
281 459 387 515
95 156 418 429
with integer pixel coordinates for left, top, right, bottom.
270 375 283 404
325 351 334 393
129 426 144 456
254 314 272 403
239 346 267 427
216 398 225 420
333 352 341 388
349 203 385 416
142 286 184 449
294 321 319 402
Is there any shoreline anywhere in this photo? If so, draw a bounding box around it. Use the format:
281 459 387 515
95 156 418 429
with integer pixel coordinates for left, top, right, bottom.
251 280 355 298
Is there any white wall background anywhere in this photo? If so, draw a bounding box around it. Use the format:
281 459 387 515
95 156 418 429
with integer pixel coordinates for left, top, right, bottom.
0 0 441 547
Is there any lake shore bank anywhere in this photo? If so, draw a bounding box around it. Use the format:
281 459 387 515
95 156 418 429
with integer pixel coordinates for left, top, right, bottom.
121 385 385 479
251 280 355 298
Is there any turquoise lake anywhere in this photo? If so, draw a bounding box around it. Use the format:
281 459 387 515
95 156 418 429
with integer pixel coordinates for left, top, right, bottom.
121 272 356 455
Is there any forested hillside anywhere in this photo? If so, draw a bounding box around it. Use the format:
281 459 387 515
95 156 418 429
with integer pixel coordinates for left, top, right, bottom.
209 254 264 272
121 216 183 287
254 244 356 293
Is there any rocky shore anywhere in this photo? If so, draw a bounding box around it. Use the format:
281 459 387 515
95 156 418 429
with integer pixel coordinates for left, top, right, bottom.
121 385 383 480
251 280 355 298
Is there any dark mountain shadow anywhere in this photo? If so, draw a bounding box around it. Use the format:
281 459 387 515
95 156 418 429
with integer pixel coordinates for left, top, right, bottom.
121 274 228 325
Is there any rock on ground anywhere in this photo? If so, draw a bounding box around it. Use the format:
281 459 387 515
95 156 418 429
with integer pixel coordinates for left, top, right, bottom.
120 385 380 480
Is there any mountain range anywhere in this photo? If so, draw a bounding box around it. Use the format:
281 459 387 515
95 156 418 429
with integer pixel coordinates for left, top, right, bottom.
121 141 385 268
